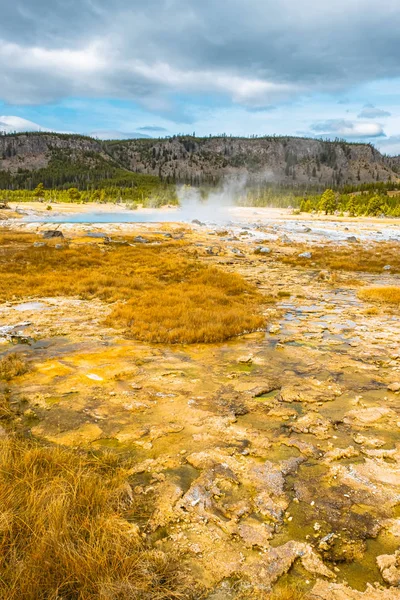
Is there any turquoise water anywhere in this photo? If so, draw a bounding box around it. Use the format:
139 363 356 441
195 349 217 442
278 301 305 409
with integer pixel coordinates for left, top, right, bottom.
23 210 182 224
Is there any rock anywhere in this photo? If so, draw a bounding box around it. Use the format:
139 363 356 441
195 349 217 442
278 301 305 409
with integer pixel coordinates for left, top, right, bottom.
33 242 46 248
290 412 332 439
55 244 64 249
133 235 149 244
237 355 253 364
251 382 281 397
281 234 292 244
298 251 312 259
347 236 358 242
384 265 392 271
310 580 400 599
388 382 400 393
344 406 394 425
242 541 335 585
230 247 245 256
42 230 64 239
192 219 205 226
324 445 359 462
254 246 271 254
206 246 220 256
278 386 305 403
148 481 184 531
268 324 281 334
237 519 273 548
382 519 400 537
377 551 400 586
11 334 34 345
281 437 321 458
87 232 110 239
353 433 385 448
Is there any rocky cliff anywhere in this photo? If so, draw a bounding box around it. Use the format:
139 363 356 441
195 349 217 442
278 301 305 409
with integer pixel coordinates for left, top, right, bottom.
0 132 398 189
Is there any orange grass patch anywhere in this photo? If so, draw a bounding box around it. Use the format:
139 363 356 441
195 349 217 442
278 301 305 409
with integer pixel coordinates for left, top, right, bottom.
358 286 400 304
280 242 400 273
0 232 266 343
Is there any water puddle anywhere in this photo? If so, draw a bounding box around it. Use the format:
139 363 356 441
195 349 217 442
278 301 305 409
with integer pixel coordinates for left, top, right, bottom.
13 301 47 312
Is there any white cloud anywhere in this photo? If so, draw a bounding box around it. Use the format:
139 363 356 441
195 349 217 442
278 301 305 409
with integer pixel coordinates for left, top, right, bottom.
0 115 46 133
310 119 385 138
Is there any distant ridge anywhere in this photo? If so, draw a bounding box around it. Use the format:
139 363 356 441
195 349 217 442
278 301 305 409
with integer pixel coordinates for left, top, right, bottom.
0 132 399 189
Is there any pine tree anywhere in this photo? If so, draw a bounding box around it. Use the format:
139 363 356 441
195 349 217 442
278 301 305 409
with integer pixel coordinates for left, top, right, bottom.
320 189 337 215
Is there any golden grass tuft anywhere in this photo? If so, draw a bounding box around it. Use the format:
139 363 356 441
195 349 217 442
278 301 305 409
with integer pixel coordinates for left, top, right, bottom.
108 269 265 343
0 232 266 343
358 286 400 305
0 353 28 381
280 242 400 273
0 436 196 600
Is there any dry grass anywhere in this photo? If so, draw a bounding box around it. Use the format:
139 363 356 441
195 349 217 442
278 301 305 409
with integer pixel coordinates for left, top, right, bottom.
280 242 400 273
358 286 400 305
0 436 196 600
0 232 266 343
0 353 28 381
108 269 265 343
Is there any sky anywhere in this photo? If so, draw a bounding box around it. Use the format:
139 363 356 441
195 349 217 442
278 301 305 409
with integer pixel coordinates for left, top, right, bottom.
0 0 400 154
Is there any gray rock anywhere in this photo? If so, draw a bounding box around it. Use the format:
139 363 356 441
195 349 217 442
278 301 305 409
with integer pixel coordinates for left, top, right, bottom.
33 242 46 248
42 230 64 239
255 246 271 254
133 236 148 244
281 234 292 244
86 231 109 239
347 236 358 242
298 251 312 259
383 265 392 271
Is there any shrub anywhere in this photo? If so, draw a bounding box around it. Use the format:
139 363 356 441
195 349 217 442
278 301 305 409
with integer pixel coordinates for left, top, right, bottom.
0 353 28 381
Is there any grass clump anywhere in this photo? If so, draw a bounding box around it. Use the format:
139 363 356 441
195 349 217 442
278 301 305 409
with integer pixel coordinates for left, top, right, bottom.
108 268 265 343
0 436 195 600
0 232 266 343
358 286 400 304
280 242 400 273
0 353 28 381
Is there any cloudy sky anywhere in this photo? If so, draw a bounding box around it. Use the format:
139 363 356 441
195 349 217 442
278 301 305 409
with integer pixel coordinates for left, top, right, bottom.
0 0 400 153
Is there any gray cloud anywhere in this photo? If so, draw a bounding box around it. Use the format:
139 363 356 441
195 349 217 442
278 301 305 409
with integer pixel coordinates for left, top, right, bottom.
90 129 150 139
0 0 400 112
137 126 169 132
358 105 392 118
310 119 386 138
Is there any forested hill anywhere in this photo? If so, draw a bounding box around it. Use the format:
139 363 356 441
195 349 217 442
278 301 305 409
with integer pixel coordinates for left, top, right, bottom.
0 132 399 190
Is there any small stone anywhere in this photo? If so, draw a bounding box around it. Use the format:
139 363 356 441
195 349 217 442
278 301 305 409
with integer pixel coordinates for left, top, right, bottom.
269 324 281 335
388 382 400 392
298 251 312 259
238 355 253 364
383 265 392 271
